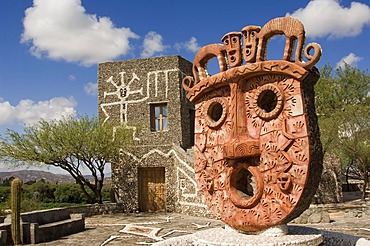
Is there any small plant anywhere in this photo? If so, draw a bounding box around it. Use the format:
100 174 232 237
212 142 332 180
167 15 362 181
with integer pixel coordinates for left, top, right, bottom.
11 178 22 245
0 207 6 216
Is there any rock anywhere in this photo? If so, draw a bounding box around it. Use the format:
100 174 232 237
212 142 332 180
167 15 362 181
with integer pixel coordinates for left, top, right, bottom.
321 211 331 223
308 212 322 223
292 208 331 224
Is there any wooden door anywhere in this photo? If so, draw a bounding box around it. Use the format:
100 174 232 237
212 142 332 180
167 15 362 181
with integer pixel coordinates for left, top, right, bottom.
138 167 166 212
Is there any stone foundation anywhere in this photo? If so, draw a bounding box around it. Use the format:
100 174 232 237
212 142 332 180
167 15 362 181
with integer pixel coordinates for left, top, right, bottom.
152 226 370 246
152 226 324 246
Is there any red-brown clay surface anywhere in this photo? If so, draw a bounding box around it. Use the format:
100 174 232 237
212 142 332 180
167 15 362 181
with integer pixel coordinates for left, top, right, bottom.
183 16 323 232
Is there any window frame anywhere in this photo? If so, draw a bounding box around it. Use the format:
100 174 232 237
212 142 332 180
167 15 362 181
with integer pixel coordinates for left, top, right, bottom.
150 102 168 132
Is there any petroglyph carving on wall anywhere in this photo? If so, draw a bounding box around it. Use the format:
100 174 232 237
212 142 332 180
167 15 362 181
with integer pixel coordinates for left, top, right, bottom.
101 69 178 125
183 16 323 232
100 68 180 140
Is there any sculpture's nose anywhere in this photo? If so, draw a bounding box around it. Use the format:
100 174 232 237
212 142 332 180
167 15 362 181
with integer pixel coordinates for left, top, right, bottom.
224 82 260 160
223 136 260 159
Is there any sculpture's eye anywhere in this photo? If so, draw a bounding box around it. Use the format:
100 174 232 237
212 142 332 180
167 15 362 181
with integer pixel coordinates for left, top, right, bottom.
232 37 238 43
253 84 284 120
209 103 222 121
224 39 229 45
251 31 255 37
259 90 277 112
205 97 228 129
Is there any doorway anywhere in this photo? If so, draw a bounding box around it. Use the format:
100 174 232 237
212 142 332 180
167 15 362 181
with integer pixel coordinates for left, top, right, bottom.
138 167 166 212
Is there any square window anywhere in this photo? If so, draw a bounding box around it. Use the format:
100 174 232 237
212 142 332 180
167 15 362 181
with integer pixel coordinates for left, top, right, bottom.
150 103 168 132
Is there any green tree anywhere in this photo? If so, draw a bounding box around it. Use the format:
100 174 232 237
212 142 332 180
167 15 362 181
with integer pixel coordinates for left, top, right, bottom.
0 116 132 204
54 184 85 203
316 64 370 199
339 121 370 199
26 180 56 203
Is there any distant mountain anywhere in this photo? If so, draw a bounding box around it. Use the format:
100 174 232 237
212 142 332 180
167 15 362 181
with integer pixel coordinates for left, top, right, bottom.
0 170 75 184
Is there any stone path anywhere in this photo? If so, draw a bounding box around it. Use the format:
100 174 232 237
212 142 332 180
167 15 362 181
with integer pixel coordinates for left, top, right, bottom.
26 207 370 246
34 213 224 246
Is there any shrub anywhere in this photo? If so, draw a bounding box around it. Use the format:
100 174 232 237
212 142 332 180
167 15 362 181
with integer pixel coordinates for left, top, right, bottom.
26 181 55 203
0 186 10 204
54 184 86 204
101 185 112 202
21 198 42 212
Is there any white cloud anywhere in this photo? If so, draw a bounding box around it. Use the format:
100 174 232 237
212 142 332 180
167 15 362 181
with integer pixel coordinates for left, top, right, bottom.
287 0 370 38
336 53 363 69
0 97 77 125
68 75 76 81
84 82 98 96
141 31 165 58
175 37 200 53
21 0 139 66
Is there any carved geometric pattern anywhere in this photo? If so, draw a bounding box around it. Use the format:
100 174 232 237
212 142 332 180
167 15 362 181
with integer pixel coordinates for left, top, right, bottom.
183 16 322 232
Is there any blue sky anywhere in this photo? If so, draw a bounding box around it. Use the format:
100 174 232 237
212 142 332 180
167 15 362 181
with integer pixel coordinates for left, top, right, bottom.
1 0 370 173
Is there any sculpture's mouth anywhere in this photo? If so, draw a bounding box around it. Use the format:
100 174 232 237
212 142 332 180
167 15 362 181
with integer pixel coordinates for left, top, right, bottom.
228 161 263 209
227 49 242 67
223 137 263 208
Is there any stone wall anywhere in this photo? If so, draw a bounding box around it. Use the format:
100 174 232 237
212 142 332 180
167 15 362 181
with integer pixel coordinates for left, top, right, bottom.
65 202 125 217
98 56 209 216
98 55 194 148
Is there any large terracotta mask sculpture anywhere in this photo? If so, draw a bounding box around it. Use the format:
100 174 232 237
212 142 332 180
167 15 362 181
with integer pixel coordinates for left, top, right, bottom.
182 17 323 232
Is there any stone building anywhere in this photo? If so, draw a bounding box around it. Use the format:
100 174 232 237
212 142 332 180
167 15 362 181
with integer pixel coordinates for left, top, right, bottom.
98 56 210 215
